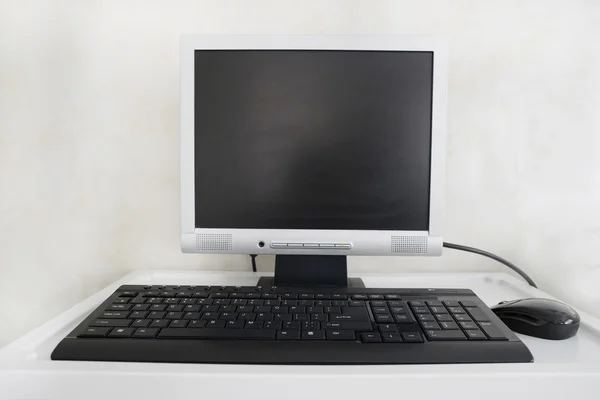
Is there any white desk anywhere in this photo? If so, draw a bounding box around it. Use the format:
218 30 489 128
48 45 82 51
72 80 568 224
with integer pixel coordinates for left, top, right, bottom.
1 271 600 400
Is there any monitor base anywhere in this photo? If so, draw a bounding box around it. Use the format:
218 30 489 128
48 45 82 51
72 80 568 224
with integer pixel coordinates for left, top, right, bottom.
256 255 365 288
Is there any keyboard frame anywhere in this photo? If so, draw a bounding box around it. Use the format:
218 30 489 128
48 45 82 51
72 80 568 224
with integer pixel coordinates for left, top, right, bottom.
51 285 534 364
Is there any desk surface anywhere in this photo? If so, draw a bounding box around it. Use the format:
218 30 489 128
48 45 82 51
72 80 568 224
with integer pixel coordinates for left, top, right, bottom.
1 270 600 400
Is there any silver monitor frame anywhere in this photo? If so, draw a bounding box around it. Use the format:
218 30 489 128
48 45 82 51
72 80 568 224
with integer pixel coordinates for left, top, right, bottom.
181 35 447 256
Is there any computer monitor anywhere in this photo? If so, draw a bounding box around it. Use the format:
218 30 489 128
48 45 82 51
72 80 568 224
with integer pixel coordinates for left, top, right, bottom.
180 35 447 287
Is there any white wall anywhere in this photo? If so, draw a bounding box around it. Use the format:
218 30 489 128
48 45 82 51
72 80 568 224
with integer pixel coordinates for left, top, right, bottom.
1 0 599 347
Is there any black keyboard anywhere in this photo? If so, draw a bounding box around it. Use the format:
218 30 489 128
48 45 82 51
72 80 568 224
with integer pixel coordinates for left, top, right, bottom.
51 285 533 364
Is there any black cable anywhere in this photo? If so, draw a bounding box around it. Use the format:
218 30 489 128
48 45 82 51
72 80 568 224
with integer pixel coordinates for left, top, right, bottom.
250 254 257 272
443 242 537 288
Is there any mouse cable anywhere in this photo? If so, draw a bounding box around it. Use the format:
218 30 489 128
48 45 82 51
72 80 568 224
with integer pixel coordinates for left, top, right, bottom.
443 242 537 288
250 254 257 272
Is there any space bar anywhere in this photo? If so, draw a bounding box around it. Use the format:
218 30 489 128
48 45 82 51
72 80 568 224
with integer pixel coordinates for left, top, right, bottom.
157 328 276 340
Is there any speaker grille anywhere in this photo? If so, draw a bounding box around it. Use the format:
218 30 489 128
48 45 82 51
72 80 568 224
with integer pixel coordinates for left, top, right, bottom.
196 233 233 252
391 236 428 254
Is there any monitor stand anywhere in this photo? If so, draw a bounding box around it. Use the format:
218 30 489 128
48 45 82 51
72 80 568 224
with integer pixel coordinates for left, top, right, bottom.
256 255 365 288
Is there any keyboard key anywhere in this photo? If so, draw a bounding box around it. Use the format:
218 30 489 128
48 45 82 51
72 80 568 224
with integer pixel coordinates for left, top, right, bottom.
465 307 491 322
390 306 407 313
225 320 245 329
133 328 159 338
247 299 264 306
307 306 323 314
275 313 292 321
101 311 129 319
331 294 347 300
478 322 508 340
324 306 341 314
369 295 384 300
166 312 183 319
282 294 297 300
132 304 150 311
413 307 429 314
315 300 331 307
148 311 166 319
370 301 386 307
255 306 271 313
440 321 459 330
299 294 314 300
443 301 460 307
381 332 403 342
150 319 168 328
184 305 201 312
409 300 426 307
277 330 300 340
290 306 306 314
349 301 365 307
417 314 435 322
108 328 134 338
282 300 298 307
107 304 133 311
378 324 397 332
426 300 443 307
184 312 201 320
131 319 151 328
219 305 237 313
302 330 325 340
385 294 401 300
293 313 309 321
311 313 328 322
257 313 274 321
375 314 393 323
429 307 446 314
206 320 226 328
212 292 228 299
271 306 287 313
92 319 131 327
387 301 403 307
325 322 372 331
351 295 368 300
393 314 412 323
283 321 301 330
167 305 184 312
164 298 179 305
158 328 276 340
169 319 188 328
465 329 488 340
421 321 441 330
401 332 424 343
459 321 478 330
453 313 472 322
262 293 278 299
119 291 138 297
302 321 320 330
372 307 388 314
460 301 478 308
201 312 218 320
149 304 167 311
213 299 230 306
299 300 314 307
191 292 209 298
188 320 207 328
435 314 454 322
326 330 355 340
203 305 219 312
425 330 467 341
113 298 130 304
219 312 237 321
361 332 382 343
78 327 111 338
265 321 282 330
146 298 163 305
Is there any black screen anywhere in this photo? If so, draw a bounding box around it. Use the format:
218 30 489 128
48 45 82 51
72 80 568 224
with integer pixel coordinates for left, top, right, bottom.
194 50 433 230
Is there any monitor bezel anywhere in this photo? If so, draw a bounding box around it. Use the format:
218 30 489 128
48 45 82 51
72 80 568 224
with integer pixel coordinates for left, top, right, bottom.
181 35 447 256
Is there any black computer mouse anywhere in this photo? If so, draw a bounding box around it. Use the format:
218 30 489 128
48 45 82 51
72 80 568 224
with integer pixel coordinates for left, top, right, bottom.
491 298 580 340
